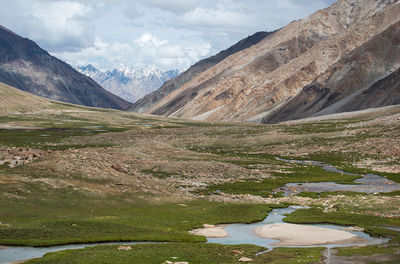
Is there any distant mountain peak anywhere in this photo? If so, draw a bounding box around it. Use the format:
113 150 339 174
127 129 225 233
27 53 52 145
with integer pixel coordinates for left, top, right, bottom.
77 64 98 73
77 64 179 103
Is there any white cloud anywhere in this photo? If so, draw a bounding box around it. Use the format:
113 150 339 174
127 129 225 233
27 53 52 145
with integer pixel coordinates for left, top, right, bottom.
29 1 94 52
133 33 211 68
135 33 169 48
0 0 336 70
0 0 95 52
181 5 251 28
53 38 134 68
136 0 199 14
54 34 211 70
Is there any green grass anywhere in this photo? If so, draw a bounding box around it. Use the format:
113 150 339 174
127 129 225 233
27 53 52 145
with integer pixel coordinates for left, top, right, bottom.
380 190 400 196
256 247 324 264
0 127 120 150
281 120 355 134
24 243 324 264
0 180 272 246
284 207 400 228
336 245 397 256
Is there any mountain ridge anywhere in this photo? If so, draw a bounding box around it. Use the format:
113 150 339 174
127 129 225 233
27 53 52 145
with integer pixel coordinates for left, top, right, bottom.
263 20 400 123
0 26 131 110
130 31 274 113
130 0 400 123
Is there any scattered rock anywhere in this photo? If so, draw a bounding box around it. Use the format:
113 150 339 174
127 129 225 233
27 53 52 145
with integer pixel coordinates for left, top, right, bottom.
239 257 253 262
117 246 132 251
231 250 243 254
112 163 127 173
0 147 43 168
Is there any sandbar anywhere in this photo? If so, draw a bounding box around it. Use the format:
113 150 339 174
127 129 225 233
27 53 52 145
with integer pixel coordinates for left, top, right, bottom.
189 225 229 238
254 223 366 246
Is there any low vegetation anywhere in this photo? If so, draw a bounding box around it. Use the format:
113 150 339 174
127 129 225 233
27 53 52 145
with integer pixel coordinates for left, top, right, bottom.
1 94 399 263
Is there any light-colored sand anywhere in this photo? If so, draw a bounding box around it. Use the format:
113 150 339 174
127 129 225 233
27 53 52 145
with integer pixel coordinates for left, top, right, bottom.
189 224 229 238
254 223 366 246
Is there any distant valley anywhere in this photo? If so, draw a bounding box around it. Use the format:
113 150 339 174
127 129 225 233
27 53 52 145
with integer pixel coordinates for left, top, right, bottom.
1 0 400 263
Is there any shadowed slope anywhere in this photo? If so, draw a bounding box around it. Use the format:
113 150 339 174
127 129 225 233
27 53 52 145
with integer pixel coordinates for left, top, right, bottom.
0 26 131 110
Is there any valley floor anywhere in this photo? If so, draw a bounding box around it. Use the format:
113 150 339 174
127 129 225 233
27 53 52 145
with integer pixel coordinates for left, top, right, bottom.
0 101 399 263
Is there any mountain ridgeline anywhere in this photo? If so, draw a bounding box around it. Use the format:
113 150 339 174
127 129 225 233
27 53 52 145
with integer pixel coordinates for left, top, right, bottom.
0 26 131 110
129 0 400 123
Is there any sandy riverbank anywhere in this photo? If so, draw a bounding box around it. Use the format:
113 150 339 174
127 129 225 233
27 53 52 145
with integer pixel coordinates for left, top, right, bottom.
189 224 229 238
254 223 366 246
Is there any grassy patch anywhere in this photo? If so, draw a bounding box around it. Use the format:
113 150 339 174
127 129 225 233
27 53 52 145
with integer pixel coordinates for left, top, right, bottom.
257 247 324 264
281 121 353 134
0 128 119 150
0 183 271 246
25 243 324 264
380 190 400 196
284 207 400 228
335 245 397 256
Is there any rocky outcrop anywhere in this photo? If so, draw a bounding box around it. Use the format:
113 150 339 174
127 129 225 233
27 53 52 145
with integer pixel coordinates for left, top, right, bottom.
132 0 400 123
0 146 43 168
130 31 273 113
0 26 131 110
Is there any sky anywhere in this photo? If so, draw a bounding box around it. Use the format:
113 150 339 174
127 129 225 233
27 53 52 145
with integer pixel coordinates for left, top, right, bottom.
0 0 336 71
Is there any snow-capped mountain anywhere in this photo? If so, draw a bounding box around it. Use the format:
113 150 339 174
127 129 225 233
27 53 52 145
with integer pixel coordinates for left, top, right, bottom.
76 65 179 103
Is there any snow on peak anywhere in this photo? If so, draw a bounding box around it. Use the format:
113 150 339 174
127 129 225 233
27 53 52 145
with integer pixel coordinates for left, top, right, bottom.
76 64 180 103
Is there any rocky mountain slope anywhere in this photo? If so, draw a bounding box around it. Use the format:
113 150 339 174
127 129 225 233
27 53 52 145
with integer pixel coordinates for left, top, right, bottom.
77 65 179 103
0 26 131 110
264 21 400 123
130 31 273 113
132 0 400 123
